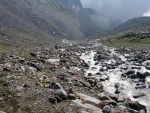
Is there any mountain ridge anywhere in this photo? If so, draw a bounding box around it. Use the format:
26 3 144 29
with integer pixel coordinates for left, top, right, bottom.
0 0 100 43
106 17 150 35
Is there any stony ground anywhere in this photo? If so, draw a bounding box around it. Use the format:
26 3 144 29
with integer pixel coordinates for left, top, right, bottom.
0 43 149 113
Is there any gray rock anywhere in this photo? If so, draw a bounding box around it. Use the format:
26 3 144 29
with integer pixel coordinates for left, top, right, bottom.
146 66 150 70
140 109 146 113
53 83 62 90
51 82 62 90
76 93 100 105
102 105 111 113
137 72 146 79
115 83 120 89
126 70 135 75
0 111 7 113
16 86 24 92
83 103 102 113
133 93 146 99
55 89 67 100
118 95 125 102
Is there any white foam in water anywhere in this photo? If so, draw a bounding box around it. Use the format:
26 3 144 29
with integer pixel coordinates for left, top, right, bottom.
80 45 150 110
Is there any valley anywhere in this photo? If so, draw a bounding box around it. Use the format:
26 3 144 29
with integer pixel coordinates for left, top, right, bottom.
0 41 150 113
0 0 150 113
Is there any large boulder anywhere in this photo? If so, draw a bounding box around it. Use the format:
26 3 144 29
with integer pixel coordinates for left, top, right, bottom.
55 89 67 100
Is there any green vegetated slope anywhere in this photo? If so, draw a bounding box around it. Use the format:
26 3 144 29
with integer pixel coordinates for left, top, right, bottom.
99 17 150 49
108 17 150 35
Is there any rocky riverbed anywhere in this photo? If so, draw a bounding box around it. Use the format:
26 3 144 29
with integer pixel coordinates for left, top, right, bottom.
0 43 150 113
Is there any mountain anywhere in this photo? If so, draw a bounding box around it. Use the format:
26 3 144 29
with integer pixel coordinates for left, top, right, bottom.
107 17 150 35
0 0 100 44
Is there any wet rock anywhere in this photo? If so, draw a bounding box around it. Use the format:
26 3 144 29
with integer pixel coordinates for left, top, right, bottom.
129 74 137 79
118 95 125 102
87 79 97 86
87 73 93 76
121 73 127 78
127 100 147 112
100 67 108 72
55 89 67 100
98 94 110 100
100 77 106 81
102 105 111 113
144 72 150 76
107 93 118 101
82 62 89 68
146 66 150 70
115 83 120 89
87 79 95 84
137 72 146 79
126 70 135 75
131 66 141 69
135 85 146 89
114 89 121 94
133 93 146 98
91 67 97 70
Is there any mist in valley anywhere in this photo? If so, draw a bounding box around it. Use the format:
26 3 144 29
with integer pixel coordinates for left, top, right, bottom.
81 0 150 29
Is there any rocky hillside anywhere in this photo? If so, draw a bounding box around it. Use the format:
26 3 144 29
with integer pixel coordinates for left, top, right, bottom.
105 17 150 36
0 0 100 43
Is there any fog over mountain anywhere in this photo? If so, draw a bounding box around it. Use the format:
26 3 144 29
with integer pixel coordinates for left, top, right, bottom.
81 0 150 29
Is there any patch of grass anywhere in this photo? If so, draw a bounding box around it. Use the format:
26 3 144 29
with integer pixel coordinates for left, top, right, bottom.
100 37 150 50
0 73 7 78
0 87 20 113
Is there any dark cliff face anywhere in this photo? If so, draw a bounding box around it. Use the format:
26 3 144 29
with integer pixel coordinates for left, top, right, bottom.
0 0 100 41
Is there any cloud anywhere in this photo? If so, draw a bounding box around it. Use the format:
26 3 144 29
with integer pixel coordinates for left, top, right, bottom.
81 0 150 29
143 10 150 17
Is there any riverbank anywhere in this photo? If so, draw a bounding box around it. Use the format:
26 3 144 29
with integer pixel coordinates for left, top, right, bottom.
0 43 149 113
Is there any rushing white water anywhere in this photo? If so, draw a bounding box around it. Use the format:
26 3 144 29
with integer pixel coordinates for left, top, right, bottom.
80 45 150 111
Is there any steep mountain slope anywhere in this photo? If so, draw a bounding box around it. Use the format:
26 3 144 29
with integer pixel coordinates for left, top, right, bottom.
0 0 99 43
107 17 150 35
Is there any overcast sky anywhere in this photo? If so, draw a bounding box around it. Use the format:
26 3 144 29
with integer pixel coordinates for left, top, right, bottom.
81 0 150 29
